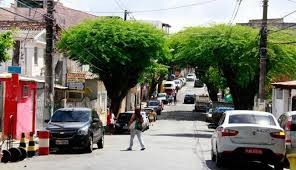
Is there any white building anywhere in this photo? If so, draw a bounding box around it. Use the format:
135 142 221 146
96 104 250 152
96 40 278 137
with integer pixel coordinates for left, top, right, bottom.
271 81 296 119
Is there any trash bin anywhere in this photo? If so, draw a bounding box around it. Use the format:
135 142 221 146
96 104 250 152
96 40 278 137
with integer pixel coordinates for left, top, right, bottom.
287 153 296 170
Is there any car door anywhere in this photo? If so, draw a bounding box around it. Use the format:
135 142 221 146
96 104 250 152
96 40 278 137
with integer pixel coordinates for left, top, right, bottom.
91 110 102 142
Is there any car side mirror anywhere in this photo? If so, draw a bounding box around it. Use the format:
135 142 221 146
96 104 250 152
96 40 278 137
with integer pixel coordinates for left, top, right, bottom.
93 118 100 123
44 119 50 123
208 123 218 129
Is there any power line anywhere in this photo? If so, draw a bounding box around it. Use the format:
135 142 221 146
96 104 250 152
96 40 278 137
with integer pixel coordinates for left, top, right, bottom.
0 7 40 21
132 0 218 13
228 0 242 25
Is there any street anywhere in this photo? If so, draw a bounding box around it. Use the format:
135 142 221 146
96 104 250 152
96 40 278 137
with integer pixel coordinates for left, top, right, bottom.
0 82 280 170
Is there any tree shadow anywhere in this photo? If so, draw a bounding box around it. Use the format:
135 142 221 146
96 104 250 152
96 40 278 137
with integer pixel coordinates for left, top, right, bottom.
205 160 274 170
158 111 206 121
150 133 212 138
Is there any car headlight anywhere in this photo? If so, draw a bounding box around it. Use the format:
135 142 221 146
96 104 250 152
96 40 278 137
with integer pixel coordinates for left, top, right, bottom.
77 126 89 135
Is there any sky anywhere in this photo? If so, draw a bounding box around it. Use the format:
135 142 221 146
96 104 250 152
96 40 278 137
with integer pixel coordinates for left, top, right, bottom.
2 0 296 32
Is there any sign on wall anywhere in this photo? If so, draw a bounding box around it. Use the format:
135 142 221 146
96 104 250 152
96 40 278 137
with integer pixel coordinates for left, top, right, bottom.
66 73 86 90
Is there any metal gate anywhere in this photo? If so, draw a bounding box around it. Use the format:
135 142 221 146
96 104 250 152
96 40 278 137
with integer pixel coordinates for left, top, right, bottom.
0 82 4 133
36 83 44 130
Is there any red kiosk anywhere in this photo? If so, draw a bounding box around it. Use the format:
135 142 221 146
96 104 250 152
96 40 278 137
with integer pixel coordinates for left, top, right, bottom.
1 68 37 139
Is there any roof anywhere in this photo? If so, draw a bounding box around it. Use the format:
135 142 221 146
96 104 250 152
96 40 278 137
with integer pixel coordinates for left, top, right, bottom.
0 2 97 29
225 110 272 115
271 81 296 89
0 73 68 89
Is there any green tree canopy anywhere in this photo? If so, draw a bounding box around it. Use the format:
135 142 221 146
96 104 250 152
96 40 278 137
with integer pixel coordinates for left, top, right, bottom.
0 32 14 62
57 18 168 114
169 25 296 109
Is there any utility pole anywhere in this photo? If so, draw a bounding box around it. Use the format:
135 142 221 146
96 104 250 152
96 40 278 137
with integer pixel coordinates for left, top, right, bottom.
258 0 268 102
44 0 54 121
124 10 128 21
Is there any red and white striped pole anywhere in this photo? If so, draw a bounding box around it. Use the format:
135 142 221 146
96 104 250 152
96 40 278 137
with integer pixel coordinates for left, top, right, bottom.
38 131 50 155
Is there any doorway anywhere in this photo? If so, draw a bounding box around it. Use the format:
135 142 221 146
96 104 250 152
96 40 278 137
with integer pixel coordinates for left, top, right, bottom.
0 82 4 133
292 96 296 111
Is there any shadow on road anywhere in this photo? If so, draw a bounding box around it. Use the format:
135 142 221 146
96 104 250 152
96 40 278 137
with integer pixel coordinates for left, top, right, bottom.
159 111 206 121
205 160 274 170
150 133 212 138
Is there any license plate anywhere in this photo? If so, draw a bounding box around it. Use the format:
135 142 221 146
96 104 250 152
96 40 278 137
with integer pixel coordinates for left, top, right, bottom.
55 140 69 145
245 148 263 155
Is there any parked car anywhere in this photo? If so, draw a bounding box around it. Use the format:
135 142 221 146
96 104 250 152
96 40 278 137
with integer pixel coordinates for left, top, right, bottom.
278 111 296 167
194 79 204 88
210 110 285 169
157 93 168 105
174 79 182 89
186 73 196 81
184 93 196 104
46 108 104 153
163 81 176 96
147 100 162 115
115 111 149 133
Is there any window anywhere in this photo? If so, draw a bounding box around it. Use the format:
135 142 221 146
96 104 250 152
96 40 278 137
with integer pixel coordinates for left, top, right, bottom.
276 89 283 99
229 114 276 126
34 47 38 65
17 0 44 8
22 85 29 97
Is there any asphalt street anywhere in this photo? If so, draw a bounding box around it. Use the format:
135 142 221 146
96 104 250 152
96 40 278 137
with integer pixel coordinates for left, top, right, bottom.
0 81 282 170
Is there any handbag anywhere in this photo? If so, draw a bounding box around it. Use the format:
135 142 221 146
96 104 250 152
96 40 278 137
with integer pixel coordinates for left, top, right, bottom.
135 119 143 131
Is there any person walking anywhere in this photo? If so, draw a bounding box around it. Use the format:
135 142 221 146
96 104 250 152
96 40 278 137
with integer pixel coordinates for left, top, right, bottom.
107 109 115 135
174 93 177 105
127 108 145 151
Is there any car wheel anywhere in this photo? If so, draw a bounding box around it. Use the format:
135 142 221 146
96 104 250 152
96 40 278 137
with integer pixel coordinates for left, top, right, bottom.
85 136 93 153
215 152 224 168
97 135 104 149
274 162 284 170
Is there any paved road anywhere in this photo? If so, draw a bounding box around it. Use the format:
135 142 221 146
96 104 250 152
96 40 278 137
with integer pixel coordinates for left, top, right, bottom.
0 82 280 170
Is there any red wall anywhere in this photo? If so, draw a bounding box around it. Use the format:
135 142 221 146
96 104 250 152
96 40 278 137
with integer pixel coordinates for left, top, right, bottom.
2 75 37 139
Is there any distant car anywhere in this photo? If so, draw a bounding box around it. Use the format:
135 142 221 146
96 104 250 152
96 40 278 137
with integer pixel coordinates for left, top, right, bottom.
211 110 285 169
179 77 186 86
186 73 196 81
174 79 182 89
163 81 176 96
205 108 214 122
115 111 149 133
147 100 162 115
157 93 168 105
212 106 234 124
184 93 196 104
46 108 104 153
194 79 204 88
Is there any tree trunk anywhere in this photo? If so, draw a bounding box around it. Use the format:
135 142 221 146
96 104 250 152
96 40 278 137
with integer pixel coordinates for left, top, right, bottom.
157 75 164 93
206 83 218 102
149 78 157 98
222 66 258 110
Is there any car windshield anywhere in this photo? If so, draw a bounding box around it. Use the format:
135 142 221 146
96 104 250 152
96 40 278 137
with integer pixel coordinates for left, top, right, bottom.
164 84 173 87
158 93 166 97
174 81 180 84
229 114 276 126
185 94 194 97
214 107 234 113
148 101 159 106
117 113 132 122
51 110 91 122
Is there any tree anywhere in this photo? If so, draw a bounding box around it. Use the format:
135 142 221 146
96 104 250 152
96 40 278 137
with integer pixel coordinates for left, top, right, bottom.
0 32 14 62
140 62 168 97
57 18 167 115
169 25 296 109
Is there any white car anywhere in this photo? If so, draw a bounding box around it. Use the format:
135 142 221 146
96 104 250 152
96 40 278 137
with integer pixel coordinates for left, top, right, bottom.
186 73 196 81
211 110 285 169
157 93 168 104
174 79 182 89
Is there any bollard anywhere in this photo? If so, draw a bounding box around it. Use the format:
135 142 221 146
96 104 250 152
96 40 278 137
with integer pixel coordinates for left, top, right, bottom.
19 132 26 149
38 131 50 155
288 154 296 170
27 132 36 157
